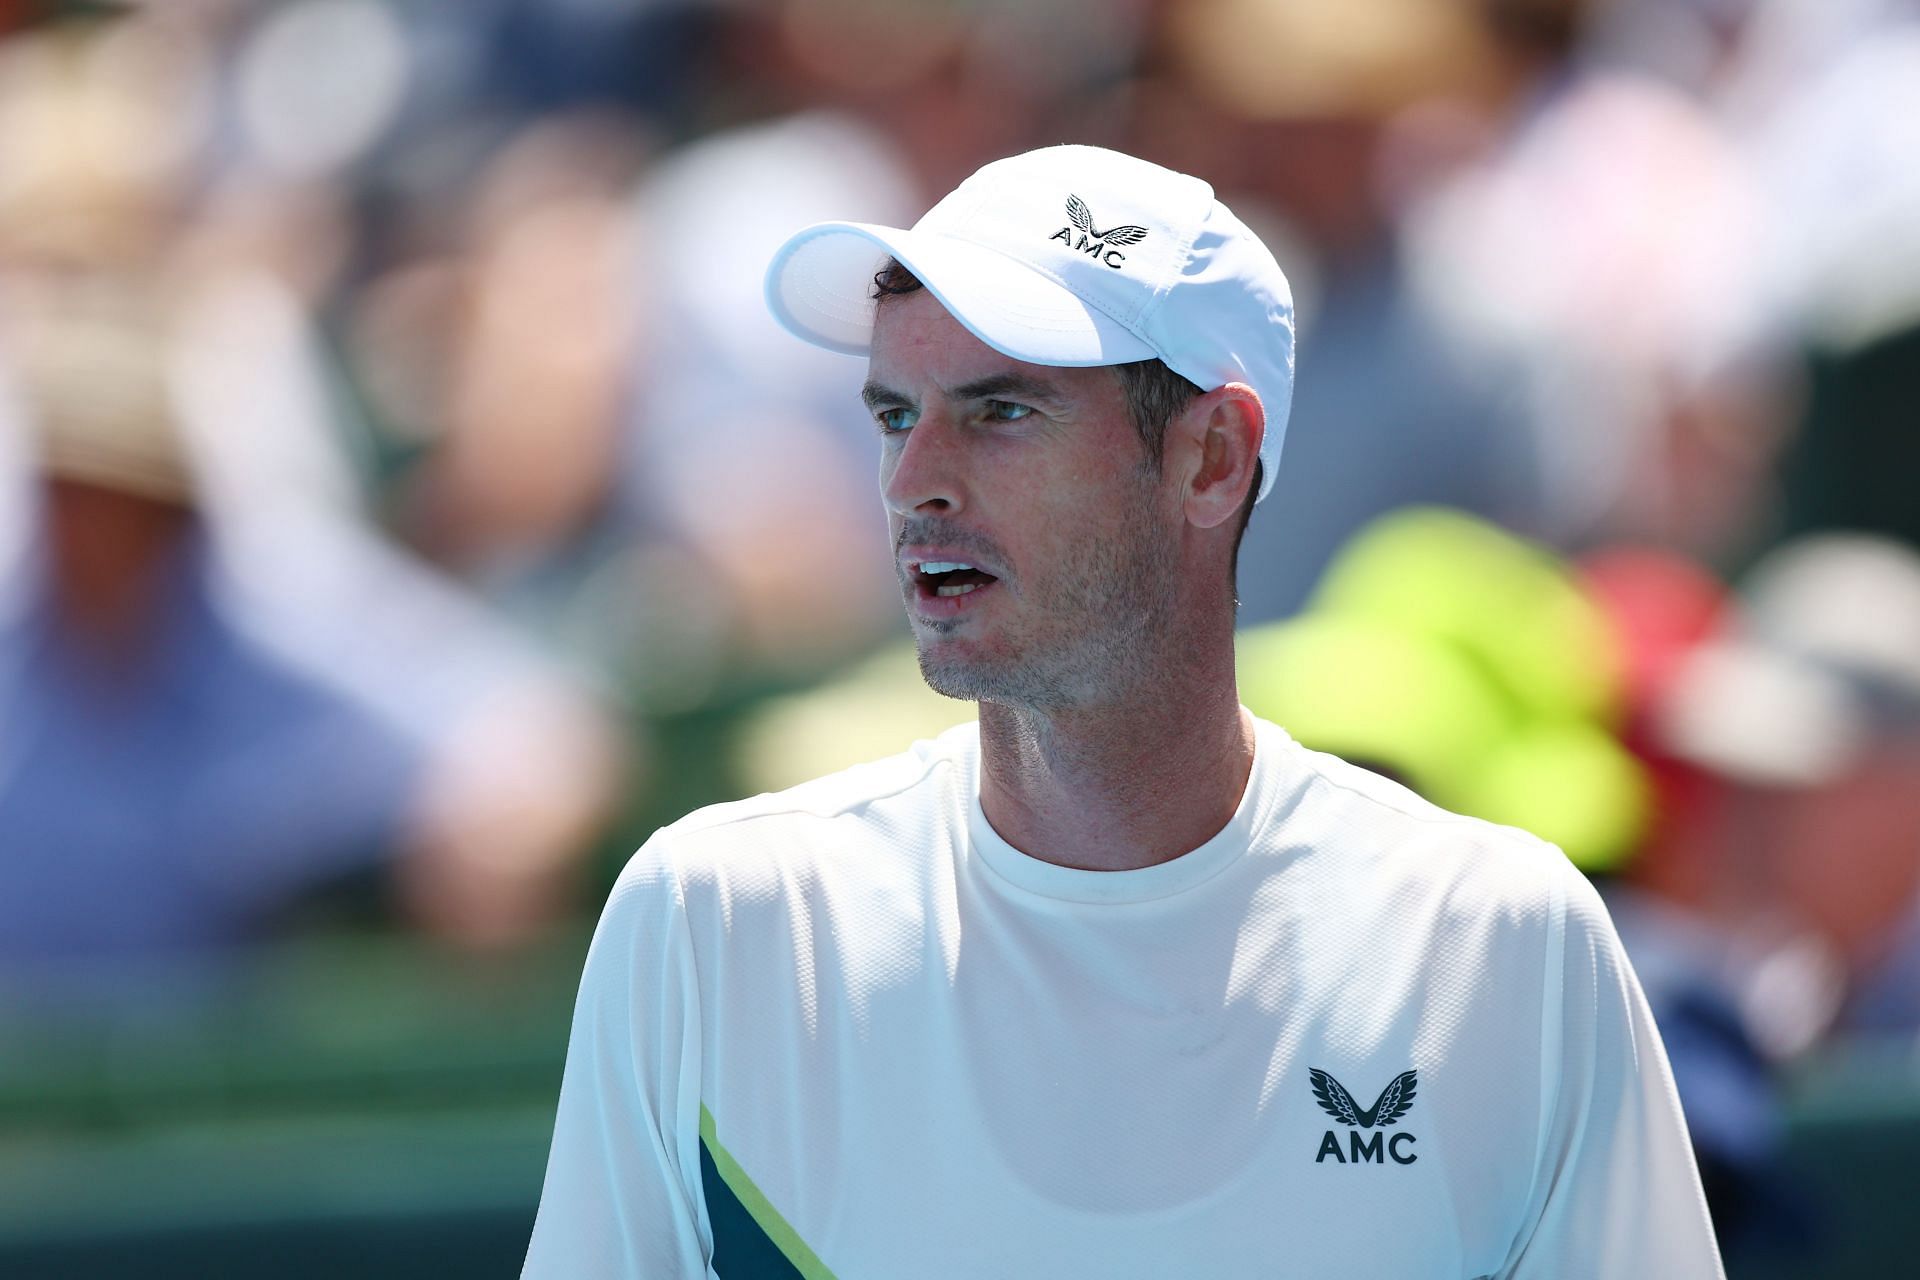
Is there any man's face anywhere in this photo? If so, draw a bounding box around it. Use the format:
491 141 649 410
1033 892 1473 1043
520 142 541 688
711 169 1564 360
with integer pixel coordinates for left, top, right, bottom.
864 288 1183 708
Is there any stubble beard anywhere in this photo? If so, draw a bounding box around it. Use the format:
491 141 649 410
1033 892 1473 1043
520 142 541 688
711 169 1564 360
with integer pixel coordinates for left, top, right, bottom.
912 479 1183 712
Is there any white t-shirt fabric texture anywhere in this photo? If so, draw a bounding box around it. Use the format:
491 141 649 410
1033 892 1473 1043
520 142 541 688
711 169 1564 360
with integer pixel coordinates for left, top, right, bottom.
524 715 1724 1278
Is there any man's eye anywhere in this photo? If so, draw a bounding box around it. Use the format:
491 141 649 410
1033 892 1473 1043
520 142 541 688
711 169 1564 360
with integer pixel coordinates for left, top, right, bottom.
876 408 918 434
984 400 1032 422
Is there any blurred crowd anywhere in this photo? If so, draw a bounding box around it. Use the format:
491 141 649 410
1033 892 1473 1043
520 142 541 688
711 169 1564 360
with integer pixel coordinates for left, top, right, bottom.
0 0 1917 1261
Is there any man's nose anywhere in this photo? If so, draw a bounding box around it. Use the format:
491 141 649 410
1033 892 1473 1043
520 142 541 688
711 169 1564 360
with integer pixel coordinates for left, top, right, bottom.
881 415 964 517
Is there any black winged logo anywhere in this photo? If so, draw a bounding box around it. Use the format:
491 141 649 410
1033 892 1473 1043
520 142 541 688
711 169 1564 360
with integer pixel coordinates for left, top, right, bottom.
1065 194 1149 247
1309 1068 1419 1129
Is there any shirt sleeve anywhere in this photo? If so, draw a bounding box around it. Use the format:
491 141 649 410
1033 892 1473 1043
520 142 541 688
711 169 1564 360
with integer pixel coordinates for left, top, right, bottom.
524 839 714 1279
1498 865 1727 1279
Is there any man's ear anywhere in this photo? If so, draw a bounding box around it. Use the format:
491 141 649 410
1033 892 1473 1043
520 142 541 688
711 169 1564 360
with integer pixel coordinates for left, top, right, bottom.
1173 383 1264 531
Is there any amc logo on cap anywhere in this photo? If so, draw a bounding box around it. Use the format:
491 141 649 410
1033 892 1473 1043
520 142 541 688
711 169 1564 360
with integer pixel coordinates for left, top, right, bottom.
1047 194 1149 269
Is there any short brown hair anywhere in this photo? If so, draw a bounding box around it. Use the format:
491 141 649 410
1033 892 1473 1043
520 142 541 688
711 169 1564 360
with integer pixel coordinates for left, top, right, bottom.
873 258 1261 598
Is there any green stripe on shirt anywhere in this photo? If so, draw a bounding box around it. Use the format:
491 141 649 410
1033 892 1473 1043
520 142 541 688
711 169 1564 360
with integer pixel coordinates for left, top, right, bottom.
699 1104 838 1280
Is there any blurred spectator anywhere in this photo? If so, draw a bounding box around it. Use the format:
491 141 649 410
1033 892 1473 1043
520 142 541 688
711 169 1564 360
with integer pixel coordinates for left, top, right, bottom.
1578 534 1920 1255
1659 535 1920 1038
0 283 424 986
0 276 624 1000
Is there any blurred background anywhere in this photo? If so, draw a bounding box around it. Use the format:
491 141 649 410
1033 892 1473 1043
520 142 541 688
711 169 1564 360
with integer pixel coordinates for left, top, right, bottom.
0 0 1916 1274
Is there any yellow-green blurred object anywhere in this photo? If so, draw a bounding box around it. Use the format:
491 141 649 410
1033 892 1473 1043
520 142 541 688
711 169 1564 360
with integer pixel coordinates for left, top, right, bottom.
736 642 974 795
1242 507 1645 873
1463 722 1648 874
1237 615 1510 806
1310 507 1622 724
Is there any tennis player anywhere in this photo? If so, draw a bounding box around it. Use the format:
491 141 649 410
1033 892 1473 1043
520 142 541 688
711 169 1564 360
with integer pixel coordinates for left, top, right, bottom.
524 145 1723 1279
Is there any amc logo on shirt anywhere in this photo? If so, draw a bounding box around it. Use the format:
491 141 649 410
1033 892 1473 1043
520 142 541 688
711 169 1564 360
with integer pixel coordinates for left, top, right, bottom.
1310 1068 1420 1166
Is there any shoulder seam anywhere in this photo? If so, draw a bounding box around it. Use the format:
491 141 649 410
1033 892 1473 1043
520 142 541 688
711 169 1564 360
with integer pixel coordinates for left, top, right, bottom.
1285 737 1554 849
659 744 961 839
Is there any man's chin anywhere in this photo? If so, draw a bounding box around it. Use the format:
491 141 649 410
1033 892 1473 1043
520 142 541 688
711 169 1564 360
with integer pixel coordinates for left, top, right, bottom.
915 653 987 703
912 638 1001 703
914 642 1069 708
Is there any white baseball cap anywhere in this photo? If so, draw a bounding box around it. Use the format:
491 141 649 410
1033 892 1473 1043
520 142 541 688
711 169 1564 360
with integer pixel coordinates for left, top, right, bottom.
764 144 1295 501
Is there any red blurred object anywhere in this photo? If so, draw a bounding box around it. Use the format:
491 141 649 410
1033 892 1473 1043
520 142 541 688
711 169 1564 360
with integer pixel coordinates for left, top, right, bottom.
1576 547 1730 893
1578 546 1730 724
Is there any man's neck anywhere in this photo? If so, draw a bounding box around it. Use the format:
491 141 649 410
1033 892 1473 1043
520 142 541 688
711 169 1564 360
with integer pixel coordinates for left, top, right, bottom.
975 677 1255 874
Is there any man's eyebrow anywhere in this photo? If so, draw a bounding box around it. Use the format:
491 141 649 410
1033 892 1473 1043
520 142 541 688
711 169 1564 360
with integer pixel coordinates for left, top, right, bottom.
861 381 912 411
862 372 1066 412
947 372 1067 405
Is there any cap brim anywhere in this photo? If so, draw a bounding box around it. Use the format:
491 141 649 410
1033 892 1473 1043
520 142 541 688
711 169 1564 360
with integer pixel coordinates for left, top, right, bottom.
765 221 1156 368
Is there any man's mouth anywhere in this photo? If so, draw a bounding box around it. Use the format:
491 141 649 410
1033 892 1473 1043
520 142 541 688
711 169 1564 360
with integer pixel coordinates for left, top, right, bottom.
910 560 1001 599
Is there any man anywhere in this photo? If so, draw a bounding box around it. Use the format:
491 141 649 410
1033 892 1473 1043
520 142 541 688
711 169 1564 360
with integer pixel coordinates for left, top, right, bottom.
525 146 1722 1278
0 269 621 990
0 286 423 984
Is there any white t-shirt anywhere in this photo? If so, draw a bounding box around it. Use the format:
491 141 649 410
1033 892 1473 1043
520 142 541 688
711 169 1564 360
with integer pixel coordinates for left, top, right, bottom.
525 717 1723 1279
